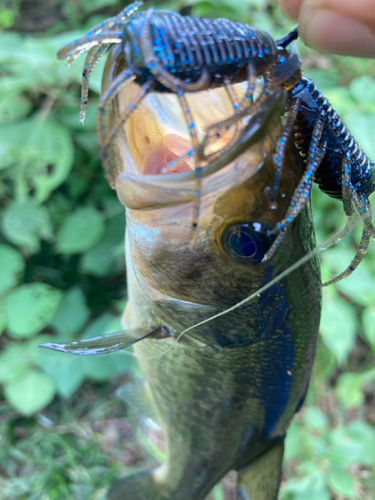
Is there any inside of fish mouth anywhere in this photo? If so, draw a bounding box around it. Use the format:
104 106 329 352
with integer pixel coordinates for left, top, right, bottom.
114 77 262 181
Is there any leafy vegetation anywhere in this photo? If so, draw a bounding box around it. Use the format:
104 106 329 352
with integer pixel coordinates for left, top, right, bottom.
0 0 374 499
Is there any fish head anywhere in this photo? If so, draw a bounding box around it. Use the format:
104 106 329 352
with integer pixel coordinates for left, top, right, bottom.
100 45 318 346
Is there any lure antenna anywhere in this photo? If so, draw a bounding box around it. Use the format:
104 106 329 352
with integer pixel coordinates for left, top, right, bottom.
276 27 299 48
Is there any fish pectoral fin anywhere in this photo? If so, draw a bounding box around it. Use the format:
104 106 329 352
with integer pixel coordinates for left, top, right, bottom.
116 381 161 425
38 325 170 355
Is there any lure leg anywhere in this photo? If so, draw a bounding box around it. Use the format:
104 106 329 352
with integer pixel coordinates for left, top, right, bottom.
176 91 203 234
57 2 143 123
79 44 111 124
236 441 284 500
341 156 354 216
323 156 372 285
323 227 370 285
270 98 301 202
80 44 111 123
57 2 141 62
198 78 269 164
264 117 327 260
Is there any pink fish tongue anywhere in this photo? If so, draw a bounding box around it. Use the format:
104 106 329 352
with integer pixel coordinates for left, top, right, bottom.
143 134 194 175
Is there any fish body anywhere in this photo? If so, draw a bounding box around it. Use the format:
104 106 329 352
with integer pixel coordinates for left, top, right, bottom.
100 48 322 500
46 13 322 498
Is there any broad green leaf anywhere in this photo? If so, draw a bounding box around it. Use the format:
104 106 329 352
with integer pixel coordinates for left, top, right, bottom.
320 296 356 364
335 373 364 409
0 95 32 124
50 287 90 336
281 468 329 500
0 32 22 61
82 350 135 382
34 347 85 399
0 75 34 97
80 212 125 276
346 421 375 466
336 263 375 307
0 301 6 334
303 407 329 431
0 344 33 383
6 283 63 338
323 87 355 115
4 370 55 416
0 118 74 202
344 112 375 162
284 421 303 460
212 484 224 500
349 76 375 105
362 307 375 351
327 466 355 498
0 244 25 295
1 200 53 254
56 206 105 254
74 131 100 154
328 426 373 466
0 8 16 29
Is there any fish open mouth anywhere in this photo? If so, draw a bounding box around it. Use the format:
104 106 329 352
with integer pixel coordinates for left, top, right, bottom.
99 47 286 215
112 78 255 177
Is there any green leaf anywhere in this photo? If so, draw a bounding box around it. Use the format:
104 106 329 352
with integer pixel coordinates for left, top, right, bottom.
0 94 32 124
1 200 53 254
212 484 224 500
284 421 303 460
303 407 329 430
281 467 329 500
344 112 375 163
0 244 25 295
328 426 373 466
56 206 105 254
34 347 85 399
0 301 6 334
0 118 74 202
349 76 375 105
4 370 55 416
50 287 90 336
327 466 355 498
335 373 364 409
336 263 375 307
346 421 375 466
320 296 356 363
0 8 16 30
362 307 375 351
323 87 355 115
6 283 63 338
80 212 125 276
0 344 33 383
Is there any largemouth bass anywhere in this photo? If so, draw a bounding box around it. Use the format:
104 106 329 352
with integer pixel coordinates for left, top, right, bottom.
41 6 323 500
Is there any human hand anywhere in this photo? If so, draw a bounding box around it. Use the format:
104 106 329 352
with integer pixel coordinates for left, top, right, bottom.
277 0 375 57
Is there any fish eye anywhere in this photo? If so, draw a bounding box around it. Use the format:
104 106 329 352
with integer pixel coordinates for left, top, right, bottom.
219 222 275 264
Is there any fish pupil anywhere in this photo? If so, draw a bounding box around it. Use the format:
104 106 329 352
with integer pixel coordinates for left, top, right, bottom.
221 222 274 263
229 229 257 258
